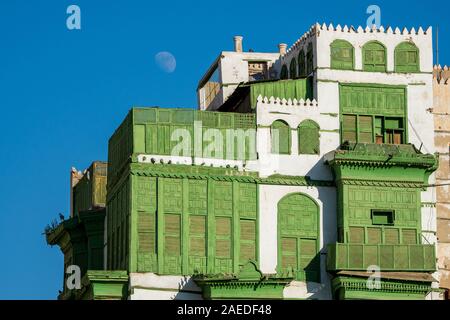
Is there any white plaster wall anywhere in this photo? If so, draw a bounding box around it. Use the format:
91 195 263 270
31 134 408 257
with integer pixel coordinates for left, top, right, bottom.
128 273 203 300
253 99 340 179
407 82 435 154
220 52 280 85
129 289 202 300
258 184 336 299
205 51 280 111
422 206 438 245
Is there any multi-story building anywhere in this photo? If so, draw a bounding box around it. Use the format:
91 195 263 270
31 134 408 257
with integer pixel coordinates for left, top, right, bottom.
46 23 447 300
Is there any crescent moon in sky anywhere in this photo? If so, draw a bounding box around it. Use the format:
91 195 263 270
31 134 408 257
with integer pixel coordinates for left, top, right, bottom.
155 51 177 73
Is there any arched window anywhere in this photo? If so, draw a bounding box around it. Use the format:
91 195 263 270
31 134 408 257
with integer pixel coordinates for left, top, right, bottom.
395 42 420 73
362 41 387 72
330 40 354 70
298 120 320 155
278 193 320 282
298 49 306 77
271 120 291 154
306 43 314 75
280 64 288 79
289 58 297 79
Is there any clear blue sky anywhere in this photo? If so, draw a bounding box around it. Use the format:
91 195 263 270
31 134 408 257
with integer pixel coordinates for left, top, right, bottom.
0 0 448 300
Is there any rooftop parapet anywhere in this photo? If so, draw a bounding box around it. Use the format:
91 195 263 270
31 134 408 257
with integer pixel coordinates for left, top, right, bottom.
283 23 432 60
433 65 450 84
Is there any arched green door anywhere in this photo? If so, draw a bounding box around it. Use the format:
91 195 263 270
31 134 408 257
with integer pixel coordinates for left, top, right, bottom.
278 193 320 283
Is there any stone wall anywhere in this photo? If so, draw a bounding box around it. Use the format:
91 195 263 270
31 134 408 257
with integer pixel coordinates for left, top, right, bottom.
433 65 450 292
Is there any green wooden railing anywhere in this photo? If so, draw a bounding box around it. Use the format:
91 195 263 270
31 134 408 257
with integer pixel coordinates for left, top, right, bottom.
327 243 436 272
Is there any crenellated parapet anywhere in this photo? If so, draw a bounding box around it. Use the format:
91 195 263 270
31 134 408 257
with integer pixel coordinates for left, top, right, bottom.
278 22 433 77
256 95 318 108
433 65 450 84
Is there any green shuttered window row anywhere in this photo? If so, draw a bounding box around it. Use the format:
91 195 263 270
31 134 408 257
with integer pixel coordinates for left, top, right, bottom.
271 120 320 155
134 177 258 276
129 108 257 162
348 226 418 245
250 78 313 106
336 40 420 73
342 114 405 144
340 84 407 145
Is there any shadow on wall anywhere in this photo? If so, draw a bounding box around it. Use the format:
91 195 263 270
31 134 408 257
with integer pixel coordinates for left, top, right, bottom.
173 276 203 300
305 155 337 299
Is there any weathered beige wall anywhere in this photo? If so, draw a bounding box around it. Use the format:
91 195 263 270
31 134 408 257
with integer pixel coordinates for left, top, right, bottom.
433 65 450 292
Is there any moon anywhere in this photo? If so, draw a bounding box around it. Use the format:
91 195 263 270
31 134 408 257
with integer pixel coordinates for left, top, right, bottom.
155 51 177 73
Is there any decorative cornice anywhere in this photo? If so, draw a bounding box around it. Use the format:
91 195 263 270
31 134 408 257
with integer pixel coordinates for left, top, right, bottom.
325 143 438 170
128 166 334 187
337 178 424 188
332 276 432 295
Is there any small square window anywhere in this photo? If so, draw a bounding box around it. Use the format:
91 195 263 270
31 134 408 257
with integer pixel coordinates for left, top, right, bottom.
371 210 395 225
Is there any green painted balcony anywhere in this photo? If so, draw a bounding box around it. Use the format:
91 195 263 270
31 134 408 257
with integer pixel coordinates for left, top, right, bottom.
327 243 436 272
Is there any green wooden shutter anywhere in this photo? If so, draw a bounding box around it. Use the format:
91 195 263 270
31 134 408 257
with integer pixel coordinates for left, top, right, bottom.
367 227 382 244
289 58 297 79
330 40 354 70
216 217 232 258
157 124 171 155
348 227 364 243
298 120 320 154
363 41 386 72
300 239 319 282
189 215 206 257
281 237 297 270
342 115 357 143
134 124 146 153
402 229 417 244
358 115 373 143
384 228 400 245
395 42 419 73
239 219 256 264
271 120 291 154
138 211 156 253
164 214 181 255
